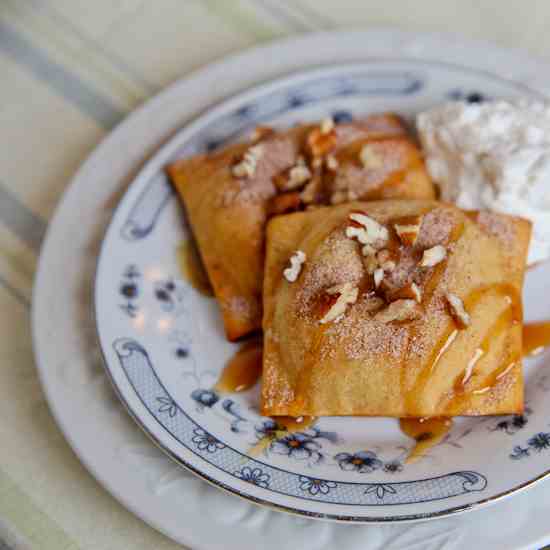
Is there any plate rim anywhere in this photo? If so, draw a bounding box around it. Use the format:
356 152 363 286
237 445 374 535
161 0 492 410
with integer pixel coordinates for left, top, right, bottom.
31 28 550 547
98 336 550 523
93 60 549 522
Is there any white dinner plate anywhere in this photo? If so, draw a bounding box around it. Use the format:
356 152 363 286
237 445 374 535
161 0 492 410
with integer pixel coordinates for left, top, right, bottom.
94 58 550 522
34 30 550 548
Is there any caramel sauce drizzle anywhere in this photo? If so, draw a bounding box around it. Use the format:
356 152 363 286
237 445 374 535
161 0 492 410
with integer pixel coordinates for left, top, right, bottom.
399 417 453 463
214 340 263 393
463 284 522 325
216 342 317 457
523 321 550 357
404 282 521 417
178 240 213 297
402 326 450 416
447 299 519 408
430 330 459 373
394 192 524 430
401 221 464 415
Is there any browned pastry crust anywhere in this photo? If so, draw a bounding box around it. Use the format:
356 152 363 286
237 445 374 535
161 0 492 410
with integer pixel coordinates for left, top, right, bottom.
262 200 531 417
167 115 435 341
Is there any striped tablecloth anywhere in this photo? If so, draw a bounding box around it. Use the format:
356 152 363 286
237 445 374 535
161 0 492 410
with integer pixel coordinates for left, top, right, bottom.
2 2 550 549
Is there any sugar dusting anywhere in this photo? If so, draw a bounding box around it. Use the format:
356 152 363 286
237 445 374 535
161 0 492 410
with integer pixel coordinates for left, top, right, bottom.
329 141 406 199
415 207 457 249
219 116 413 208
222 135 299 206
295 229 364 317
476 210 517 247
323 302 409 361
224 295 259 322
334 115 406 147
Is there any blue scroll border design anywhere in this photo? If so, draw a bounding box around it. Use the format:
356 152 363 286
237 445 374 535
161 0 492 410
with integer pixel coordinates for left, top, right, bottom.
112 337 487 507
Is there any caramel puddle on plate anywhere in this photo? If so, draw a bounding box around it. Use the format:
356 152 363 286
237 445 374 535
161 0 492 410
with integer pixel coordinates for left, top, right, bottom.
523 321 550 357
214 340 263 393
249 416 318 457
178 240 213 296
399 417 453 463
212 342 317 456
399 318 549 462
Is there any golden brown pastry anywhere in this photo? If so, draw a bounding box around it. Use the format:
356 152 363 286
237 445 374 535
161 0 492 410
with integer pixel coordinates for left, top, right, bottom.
261 200 531 417
167 115 435 341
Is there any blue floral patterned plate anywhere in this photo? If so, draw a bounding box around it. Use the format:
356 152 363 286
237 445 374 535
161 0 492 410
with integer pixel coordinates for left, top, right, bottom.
94 61 550 522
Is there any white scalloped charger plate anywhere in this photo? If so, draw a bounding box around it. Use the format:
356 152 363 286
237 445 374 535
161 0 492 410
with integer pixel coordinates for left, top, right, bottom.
34 30 550 548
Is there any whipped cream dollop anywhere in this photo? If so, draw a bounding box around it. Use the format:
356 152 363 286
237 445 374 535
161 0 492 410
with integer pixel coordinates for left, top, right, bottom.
417 99 550 264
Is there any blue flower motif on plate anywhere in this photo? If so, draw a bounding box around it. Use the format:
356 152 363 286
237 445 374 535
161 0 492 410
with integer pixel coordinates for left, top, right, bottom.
157 396 177 418
206 139 224 152
335 451 383 473
332 110 353 123
119 264 140 317
271 433 322 464
235 104 256 118
528 432 550 451
191 388 220 408
298 476 337 496
192 428 225 453
447 89 488 103
364 484 397 500
154 279 186 313
509 431 550 460
175 347 189 359
235 466 271 489
383 460 404 474
490 408 531 435
510 445 531 460
255 419 280 440
169 330 194 364
288 94 309 109
491 415 527 435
